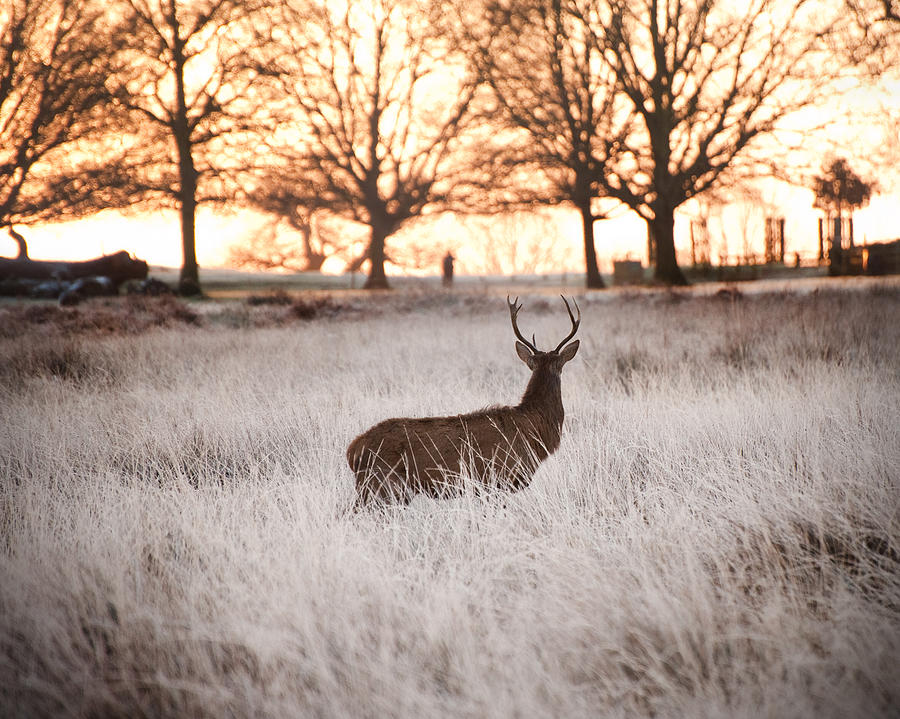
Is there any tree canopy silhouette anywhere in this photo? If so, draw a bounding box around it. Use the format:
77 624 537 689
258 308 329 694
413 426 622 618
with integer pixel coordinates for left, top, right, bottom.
100 0 275 294
250 0 488 289
584 0 841 285
813 158 874 217
461 0 620 289
0 0 131 234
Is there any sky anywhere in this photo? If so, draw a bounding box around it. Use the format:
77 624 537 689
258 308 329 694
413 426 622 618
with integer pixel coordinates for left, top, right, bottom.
5 186 897 276
5 20 898 277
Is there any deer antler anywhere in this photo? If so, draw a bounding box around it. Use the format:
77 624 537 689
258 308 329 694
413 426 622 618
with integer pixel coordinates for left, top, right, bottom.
507 296 539 354
553 295 581 353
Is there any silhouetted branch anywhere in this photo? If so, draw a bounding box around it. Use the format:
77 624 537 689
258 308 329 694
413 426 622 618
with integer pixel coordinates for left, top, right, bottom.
99 0 278 290
8 227 27 259
583 0 846 284
458 0 622 287
0 0 132 228
246 0 489 289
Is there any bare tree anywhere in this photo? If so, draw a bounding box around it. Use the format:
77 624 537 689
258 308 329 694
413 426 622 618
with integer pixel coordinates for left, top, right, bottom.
462 212 576 275
838 1 900 193
226 229 310 273
813 158 875 219
237 163 363 272
813 157 875 262
0 0 130 237
460 0 624 288
251 0 487 289
100 0 274 293
226 209 356 273
585 0 841 285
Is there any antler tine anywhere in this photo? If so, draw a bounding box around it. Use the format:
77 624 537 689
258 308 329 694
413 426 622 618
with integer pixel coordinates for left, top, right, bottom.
507 295 539 353
553 295 581 352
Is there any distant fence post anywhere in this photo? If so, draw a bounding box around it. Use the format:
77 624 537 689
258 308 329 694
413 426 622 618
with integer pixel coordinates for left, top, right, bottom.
764 217 785 264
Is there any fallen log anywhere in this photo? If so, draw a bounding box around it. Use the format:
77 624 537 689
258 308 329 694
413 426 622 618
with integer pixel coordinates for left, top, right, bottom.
0 250 148 287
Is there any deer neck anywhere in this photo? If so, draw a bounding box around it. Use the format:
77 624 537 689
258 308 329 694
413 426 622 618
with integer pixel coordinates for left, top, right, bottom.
519 368 564 421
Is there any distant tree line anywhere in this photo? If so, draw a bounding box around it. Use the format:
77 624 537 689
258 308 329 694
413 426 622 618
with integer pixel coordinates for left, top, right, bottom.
1 0 894 292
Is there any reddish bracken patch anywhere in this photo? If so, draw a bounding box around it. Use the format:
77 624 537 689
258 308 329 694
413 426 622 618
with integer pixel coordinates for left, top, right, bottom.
0 295 201 338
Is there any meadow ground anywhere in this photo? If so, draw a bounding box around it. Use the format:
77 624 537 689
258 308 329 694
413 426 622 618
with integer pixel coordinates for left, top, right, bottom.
1 279 899 718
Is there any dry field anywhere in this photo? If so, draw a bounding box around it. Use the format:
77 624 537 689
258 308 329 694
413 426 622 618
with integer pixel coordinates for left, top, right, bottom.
1 281 899 718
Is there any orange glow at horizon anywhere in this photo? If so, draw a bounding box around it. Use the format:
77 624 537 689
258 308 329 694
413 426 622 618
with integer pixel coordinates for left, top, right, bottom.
6 190 898 277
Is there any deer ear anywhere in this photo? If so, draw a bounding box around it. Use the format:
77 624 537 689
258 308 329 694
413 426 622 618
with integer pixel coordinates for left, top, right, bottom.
558 340 580 363
515 341 535 367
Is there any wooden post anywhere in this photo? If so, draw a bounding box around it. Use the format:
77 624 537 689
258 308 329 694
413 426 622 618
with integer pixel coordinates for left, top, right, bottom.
818 218 824 261
690 222 696 266
778 218 785 263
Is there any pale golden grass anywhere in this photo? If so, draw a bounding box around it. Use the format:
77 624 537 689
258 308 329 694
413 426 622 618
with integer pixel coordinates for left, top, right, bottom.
1 282 899 718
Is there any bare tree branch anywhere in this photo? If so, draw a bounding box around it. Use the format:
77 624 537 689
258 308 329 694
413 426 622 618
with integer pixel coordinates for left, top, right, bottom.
587 0 845 285
94 0 276 293
0 0 132 231
246 0 489 289
458 0 626 288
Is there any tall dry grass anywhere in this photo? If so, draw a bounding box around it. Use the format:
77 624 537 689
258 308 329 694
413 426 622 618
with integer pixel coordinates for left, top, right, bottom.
1 283 899 718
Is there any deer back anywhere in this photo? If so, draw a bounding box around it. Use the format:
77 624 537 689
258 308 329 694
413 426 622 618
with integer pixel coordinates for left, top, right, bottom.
347 403 563 504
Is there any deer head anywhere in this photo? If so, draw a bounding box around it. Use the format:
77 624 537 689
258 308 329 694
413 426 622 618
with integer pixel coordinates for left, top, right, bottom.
507 294 581 378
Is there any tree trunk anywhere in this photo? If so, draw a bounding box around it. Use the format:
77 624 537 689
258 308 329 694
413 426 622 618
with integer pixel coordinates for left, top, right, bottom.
818 218 824 261
173 34 201 296
579 201 604 289
363 222 390 289
178 175 200 293
304 254 326 272
650 209 689 286
297 216 326 271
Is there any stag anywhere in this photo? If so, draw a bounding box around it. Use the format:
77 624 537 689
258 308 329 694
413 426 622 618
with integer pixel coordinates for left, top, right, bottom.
347 296 581 507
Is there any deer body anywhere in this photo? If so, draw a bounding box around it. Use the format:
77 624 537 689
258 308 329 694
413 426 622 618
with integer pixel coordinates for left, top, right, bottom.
347 297 580 506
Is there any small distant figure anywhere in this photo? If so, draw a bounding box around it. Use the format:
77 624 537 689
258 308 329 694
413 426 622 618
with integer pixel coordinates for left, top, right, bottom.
442 251 454 287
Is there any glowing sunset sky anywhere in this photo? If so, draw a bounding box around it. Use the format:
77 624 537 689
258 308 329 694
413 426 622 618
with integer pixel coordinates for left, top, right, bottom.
7 185 896 276
5 24 898 277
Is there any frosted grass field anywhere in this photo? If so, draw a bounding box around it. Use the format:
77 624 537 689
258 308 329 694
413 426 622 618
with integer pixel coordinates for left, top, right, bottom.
1 283 899 718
